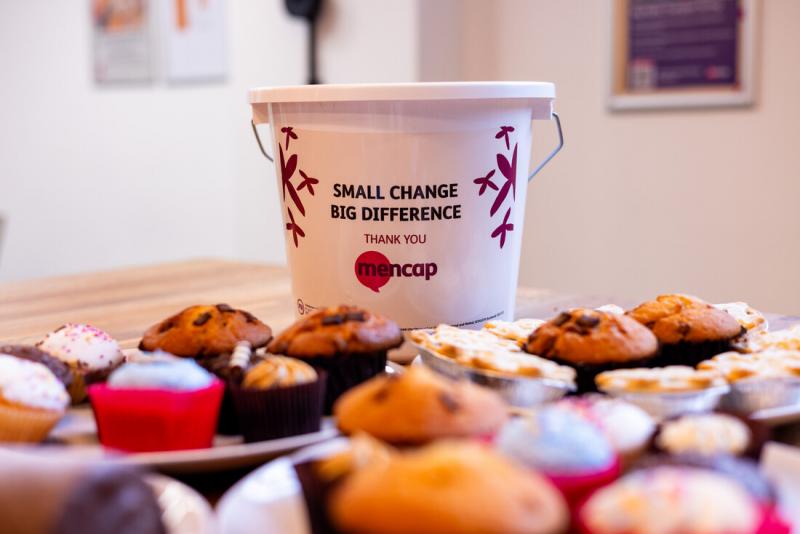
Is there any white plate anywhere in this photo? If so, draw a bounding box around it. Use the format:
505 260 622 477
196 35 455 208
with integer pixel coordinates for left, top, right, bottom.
217 439 350 534
34 406 338 474
752 404 800 427
147 474 216 534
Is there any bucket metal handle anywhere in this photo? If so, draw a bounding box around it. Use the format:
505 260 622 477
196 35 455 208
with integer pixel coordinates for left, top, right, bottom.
251 120 274 163
252 112 564 179
528 112 563 182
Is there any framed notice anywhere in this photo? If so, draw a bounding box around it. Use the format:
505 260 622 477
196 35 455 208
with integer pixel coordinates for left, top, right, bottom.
609 0 757 110
92 0 153 83
160 0 227 83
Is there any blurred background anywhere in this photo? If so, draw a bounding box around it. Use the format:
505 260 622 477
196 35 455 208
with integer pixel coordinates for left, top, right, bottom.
0 0 798 313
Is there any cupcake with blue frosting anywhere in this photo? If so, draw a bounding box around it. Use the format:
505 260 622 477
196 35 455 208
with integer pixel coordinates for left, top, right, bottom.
497 405 620 508
88 353 223 452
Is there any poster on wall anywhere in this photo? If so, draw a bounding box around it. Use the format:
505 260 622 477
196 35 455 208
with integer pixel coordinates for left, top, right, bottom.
609 0 757 110
160 0 227 82
92 0 153 83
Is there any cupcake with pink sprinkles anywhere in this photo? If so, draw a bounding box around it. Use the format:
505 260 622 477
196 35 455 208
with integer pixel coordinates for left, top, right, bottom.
37 324 125 404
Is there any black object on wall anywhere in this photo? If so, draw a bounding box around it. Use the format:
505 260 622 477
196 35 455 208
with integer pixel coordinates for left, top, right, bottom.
285 0 323 85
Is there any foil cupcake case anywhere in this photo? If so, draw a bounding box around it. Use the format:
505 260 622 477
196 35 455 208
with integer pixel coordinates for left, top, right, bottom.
600 385 730 420
721 377 800 415
414 344 575 407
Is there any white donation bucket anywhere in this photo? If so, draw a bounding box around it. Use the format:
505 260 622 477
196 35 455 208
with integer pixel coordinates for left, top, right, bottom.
249 82 563 330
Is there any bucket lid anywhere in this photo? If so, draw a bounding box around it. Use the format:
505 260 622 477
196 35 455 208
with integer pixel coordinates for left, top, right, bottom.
249 82 555 104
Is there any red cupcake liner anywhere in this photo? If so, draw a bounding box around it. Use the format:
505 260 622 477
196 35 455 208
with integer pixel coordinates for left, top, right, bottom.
757 503 792 534
88 380 224 452
544 456 621 511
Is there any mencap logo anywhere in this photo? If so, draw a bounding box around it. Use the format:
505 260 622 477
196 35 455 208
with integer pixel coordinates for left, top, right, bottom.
354 251 438 293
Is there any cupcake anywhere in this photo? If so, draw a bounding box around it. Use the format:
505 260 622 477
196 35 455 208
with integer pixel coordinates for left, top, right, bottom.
411 323 522 357
635 454 779 505
411 324 576 405
0 354 69 443
139 303 272 358
202 341 263 435
743 324 800 353
497 406 620 508
699 350 800 413
595 304 626 315
525 308 659 393
595 366 729 419
139 304 272 434
0 450 166 534
482 318 545 347
294 434 396 534
334 365 508 445
627 294 743 367
0 344 73 388
578 465 788 534
328 440 568 534
554 395 656 466
268 305 403 413
88 356 223 452
654 413 757 457
37 324 125 404
230 355 325 442
715 302 768 349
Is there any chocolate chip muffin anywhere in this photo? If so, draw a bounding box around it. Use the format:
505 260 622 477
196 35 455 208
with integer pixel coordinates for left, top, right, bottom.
334 365 508 445
139 304 272 358
269 305 403 413
328 441 568 534
627 294 743 367
525 308 659 393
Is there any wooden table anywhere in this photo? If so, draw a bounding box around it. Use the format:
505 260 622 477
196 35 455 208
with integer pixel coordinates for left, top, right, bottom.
0 259 613 503
2 259 797 504
0 258 629 348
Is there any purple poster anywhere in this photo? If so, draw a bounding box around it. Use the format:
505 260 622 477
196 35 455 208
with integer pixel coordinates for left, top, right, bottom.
627 0 740 90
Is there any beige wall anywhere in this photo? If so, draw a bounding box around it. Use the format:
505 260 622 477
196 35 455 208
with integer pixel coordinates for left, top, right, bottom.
0 0 424 282
2 0 798 315
457 0 800 314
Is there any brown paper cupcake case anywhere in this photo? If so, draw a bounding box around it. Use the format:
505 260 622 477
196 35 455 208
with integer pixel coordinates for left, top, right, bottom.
300 352 387 414
230 374 326 443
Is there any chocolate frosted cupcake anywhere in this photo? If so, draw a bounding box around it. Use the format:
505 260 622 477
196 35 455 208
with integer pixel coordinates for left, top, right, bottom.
0 345 73 388
628 294 742 367
0 451 166 534
525 308 659 393
230 355 325 442
269 305 403 413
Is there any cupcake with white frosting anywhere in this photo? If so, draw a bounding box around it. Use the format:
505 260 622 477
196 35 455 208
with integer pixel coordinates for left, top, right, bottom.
497 406 620 507
554 395 655 465
578 465 786 534
0 354 69 442
37 324 125 404
88 355 223 452
655 413 753 457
